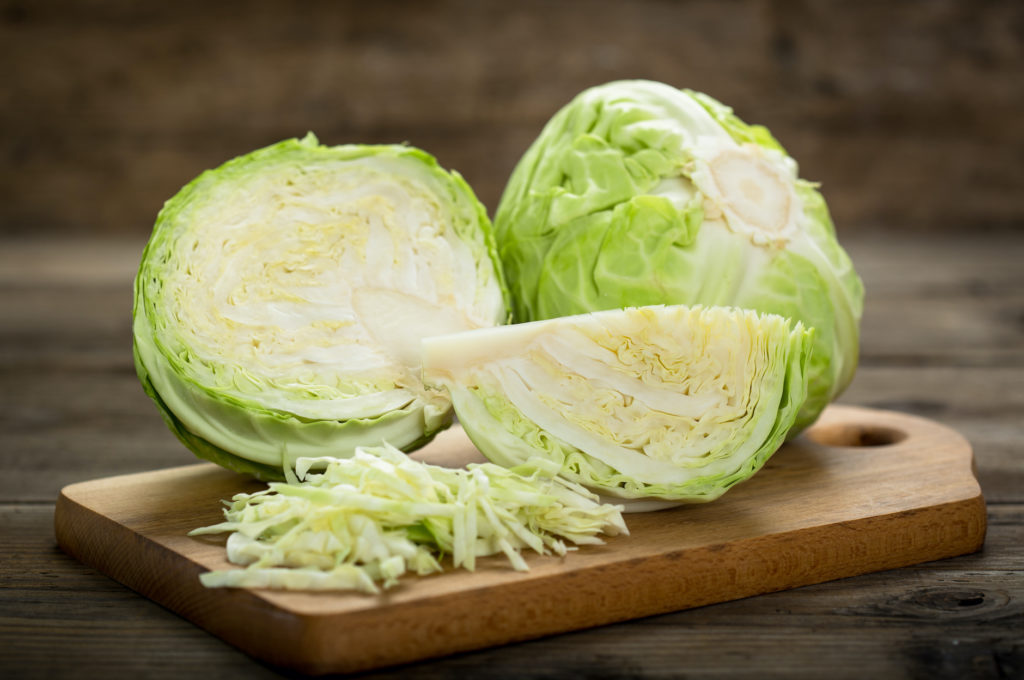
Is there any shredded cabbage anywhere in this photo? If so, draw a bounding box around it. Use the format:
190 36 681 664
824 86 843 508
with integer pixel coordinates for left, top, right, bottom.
190 443 627 593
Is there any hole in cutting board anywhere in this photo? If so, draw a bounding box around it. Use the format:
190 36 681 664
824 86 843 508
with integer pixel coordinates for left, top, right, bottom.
805 423 907 448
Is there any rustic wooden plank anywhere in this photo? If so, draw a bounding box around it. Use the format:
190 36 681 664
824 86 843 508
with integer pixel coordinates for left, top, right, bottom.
843 234 1024 290
0 369 189 501
846 234 1024 367
2 2 1022 235
4 504 1021 679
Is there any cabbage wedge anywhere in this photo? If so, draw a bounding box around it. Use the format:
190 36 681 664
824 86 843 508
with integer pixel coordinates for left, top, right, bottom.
423 305 812 502
133 134 508 480
494 80 863 433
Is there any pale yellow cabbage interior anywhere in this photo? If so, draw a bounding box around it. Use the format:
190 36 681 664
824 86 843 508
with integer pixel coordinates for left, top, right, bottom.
423 306 791 486
158 156 504 420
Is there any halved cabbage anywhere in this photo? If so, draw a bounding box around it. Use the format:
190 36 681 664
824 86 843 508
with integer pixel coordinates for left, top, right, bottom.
422 305 812 502
494 80 863 433
133 134 508 480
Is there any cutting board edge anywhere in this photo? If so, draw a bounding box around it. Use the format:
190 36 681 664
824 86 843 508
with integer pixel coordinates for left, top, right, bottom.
54 487 315 663
54 481 987 676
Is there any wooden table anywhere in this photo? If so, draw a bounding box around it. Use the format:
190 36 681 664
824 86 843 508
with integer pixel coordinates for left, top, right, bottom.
1 233 1021 679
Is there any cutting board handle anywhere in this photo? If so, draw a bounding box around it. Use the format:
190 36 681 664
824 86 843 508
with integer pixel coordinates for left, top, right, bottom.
805 419 908 448
802 404 971 459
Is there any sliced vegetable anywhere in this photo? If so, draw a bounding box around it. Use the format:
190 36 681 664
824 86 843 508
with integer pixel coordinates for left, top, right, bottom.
423 305 812 502
494 80 863 432
133 134 508 479
190 443 627 593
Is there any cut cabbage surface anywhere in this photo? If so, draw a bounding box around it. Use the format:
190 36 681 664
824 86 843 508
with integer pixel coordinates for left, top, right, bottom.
133 135 508 479
494 80 863 433
190 443 627 593
423 305 812 502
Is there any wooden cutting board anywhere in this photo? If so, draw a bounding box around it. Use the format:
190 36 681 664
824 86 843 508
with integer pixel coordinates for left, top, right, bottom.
54 405 986 675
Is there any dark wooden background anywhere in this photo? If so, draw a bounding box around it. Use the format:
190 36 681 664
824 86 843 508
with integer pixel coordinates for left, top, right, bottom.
2 2 1023 679
2 0 1022 237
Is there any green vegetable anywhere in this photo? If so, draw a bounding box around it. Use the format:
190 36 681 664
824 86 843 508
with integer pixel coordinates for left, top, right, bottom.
494 80 863 432
133 134 508 480
190 443 627 592
423 305 812 503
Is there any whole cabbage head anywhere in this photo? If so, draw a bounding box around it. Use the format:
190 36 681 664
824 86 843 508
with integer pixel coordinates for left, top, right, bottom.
494 80 863 433
133 134 508 480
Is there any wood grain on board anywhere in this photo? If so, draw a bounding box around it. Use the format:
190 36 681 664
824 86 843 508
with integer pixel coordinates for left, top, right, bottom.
55 405 986 675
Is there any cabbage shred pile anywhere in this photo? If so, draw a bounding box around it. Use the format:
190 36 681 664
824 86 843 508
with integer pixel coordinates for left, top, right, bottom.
190 443 627 593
